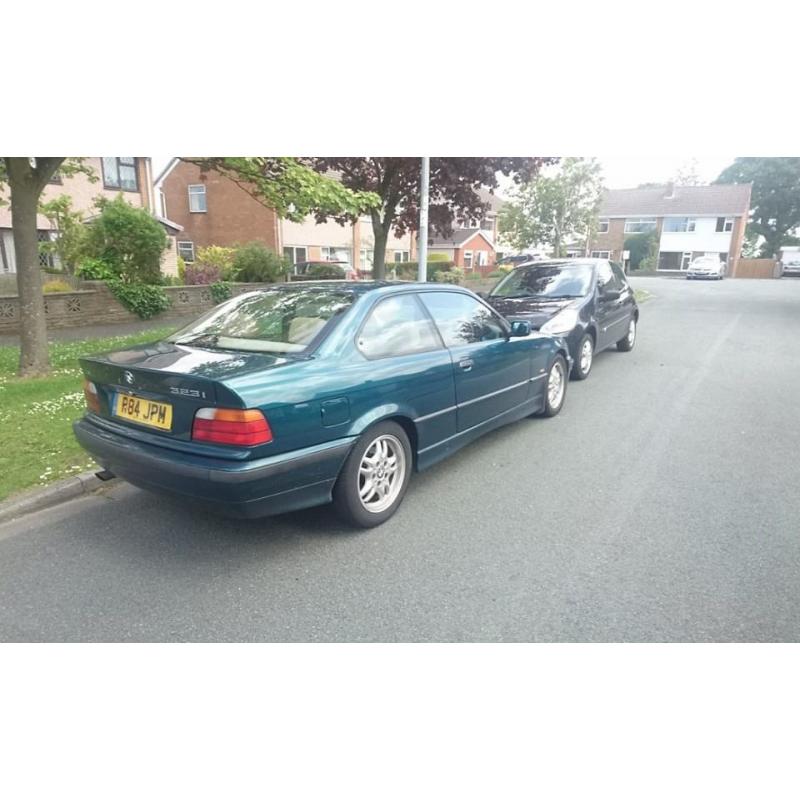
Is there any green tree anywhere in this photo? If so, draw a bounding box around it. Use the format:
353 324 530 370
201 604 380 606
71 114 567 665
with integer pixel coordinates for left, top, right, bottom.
499 158 603 257
672 158 703 186
716 158 800 257
624 230 659 270
303 158 553 278
84 196 167 284
0 157 95 376
38 195 89 274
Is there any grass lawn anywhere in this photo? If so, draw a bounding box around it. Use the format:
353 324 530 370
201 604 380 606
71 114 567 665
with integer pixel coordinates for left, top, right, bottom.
0 326 175 501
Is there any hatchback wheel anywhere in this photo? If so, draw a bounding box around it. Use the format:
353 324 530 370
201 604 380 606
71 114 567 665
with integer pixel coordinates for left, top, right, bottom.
332 421 412 528
617 317 637 352
571 334 593 380
538 355 568 417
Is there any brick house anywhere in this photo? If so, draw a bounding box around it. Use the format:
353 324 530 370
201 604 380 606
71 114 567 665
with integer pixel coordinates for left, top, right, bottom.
0 157 181 277
155 158 414 273
576 183 752 274
427 228 497 274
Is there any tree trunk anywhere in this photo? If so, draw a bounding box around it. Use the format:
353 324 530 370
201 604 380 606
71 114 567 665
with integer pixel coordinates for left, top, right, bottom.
5 157 63 377
372 217 389 280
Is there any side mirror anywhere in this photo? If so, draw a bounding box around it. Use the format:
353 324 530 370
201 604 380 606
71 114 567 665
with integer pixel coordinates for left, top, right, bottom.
602 288 621 300
509 320 531 337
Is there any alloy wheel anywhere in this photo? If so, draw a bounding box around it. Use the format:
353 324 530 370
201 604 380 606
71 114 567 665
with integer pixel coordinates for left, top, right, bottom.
548 360 566 409
627 319 636 347
358 434 407 513
580 339 593 374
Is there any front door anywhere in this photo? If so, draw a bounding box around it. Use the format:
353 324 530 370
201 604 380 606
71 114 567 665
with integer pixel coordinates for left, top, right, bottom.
419 291 533 431
596 261 629 349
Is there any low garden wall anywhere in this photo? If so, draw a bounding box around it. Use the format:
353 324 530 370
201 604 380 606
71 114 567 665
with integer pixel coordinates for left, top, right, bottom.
0 281 269 335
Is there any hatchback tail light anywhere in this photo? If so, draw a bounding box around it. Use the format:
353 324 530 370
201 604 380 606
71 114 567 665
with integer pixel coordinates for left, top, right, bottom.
83 379 100 413
191 408 272 446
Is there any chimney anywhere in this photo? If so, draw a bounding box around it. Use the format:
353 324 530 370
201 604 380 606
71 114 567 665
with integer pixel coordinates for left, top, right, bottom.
664 182 676 199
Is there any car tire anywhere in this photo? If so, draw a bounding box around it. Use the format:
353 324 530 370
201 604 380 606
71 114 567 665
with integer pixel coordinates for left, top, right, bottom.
332 421 412 528
538 355 568 417
571 334 594 380
617 317 637 352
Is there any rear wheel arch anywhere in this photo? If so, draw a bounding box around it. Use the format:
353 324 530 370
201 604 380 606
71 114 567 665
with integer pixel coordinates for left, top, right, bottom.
384 415 419 470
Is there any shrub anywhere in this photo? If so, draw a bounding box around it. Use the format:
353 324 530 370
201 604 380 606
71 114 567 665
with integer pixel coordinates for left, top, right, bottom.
42 279 73 293
231 242 288 283
184 263 222 285
177 256 186 284
433 268 464 284
465 271 483 280
196 246 237 280
306 263 346 279
391 259 456 280
76 258 114 281
107 280 171 319
210 281 233 304
487 270 506 278
84 196 167 284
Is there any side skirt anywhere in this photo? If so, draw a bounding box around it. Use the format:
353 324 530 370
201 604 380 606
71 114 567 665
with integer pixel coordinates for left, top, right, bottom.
415 396 543 472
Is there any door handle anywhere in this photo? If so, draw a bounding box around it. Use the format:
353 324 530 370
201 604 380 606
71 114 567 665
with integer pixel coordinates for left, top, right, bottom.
458 358 474 372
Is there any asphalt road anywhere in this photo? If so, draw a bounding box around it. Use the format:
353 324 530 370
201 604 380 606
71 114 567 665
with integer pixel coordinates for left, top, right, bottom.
2 276 800 642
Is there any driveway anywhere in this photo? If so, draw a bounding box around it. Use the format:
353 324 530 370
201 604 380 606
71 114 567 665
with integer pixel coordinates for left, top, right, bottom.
1 276 799 641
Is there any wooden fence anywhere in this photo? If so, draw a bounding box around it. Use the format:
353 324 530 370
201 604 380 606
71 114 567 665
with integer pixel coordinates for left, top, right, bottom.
732 259 779 279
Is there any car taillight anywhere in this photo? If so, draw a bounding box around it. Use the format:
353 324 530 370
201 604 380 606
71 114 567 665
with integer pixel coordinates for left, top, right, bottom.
191 408 272 446
83 379 100 413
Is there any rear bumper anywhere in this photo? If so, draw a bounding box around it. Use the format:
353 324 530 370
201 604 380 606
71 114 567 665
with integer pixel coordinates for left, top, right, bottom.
73 416 356 518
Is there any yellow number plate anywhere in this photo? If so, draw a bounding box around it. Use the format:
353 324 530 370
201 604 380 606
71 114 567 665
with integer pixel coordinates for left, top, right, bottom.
114 393 173 431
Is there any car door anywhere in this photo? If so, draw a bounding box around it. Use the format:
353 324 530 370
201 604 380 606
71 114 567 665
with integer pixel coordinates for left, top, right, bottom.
595 261 627 350
610 261 636 331
419 290 534 432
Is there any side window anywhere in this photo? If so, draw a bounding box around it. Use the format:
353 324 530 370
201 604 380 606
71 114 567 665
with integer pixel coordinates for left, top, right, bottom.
357 294 440 359
420 292 507 347
610 263 628 287
596 261 614 289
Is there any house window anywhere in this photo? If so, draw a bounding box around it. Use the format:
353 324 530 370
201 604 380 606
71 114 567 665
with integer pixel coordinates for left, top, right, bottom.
463 250 474 269
102 157 138 191
283 246 307 264
360 249 374 271
177 241 195 263
598 218 609 234
716 217 735 233
37 231 56 268
477 250 488 267
188 184 207 213
663 217 696 232
321 246 351 266
624 217 658 233
681 252 693 270
590 251 611 259
393 250 410 263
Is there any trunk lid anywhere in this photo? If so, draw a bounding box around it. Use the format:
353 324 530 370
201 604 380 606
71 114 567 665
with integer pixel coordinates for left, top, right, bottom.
80 340 299 443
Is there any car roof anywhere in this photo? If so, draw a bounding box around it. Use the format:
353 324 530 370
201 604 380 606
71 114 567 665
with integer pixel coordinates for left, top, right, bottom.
259 280 475 297
514 258 602 269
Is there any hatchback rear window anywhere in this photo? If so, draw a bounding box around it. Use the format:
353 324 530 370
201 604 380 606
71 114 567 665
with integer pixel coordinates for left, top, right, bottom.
168 287 355 354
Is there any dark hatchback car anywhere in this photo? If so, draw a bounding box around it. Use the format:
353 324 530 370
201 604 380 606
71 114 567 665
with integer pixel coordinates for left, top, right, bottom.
484 259 638 380
74 282 570 528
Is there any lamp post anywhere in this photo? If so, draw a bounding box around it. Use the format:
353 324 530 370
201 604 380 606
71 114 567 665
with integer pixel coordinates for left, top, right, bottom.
417 157 430 282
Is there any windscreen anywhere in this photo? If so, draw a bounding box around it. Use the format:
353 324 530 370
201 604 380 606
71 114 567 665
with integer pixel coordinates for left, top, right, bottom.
490 264 594 299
